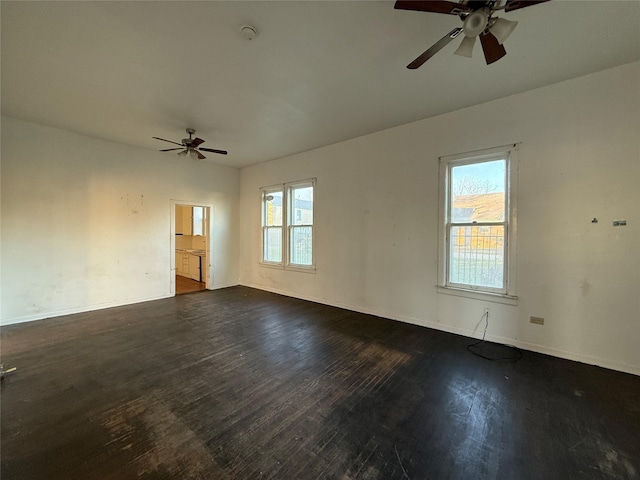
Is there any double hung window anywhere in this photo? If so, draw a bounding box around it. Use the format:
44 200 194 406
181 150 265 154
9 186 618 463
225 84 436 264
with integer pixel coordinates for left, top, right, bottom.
261 179 315 270
439 145 517 300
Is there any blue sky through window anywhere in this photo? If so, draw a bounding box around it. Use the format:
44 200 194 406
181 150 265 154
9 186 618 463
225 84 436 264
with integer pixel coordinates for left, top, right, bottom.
452 159 506 195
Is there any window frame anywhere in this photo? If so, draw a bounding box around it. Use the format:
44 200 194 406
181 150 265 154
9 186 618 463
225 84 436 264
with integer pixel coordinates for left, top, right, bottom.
260 178 316 272
437 144 518 304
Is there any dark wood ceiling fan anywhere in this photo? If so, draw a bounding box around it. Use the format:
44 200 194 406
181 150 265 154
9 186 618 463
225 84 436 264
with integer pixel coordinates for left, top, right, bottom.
395 0 550 68
153 128 227 160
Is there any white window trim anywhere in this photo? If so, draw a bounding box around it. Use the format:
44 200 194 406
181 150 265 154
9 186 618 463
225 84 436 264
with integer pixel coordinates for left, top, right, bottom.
260 178 316 272
437 144 518 304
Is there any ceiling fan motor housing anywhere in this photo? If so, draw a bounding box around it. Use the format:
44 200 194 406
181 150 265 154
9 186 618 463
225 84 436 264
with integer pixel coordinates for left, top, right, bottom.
183 128 196 146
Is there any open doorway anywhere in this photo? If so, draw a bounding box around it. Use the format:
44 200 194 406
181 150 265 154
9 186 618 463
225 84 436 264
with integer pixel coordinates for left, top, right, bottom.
173 203 211 295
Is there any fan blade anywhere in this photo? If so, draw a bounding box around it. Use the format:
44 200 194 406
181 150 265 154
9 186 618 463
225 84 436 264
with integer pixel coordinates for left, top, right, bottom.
479 30 506 65
395 0 469 15
505 0 550 12
194 150 206 160
160 147 184 152
407 27 463 69
178 150 188 156
199 147 228 155
191 137 205 147
152 136 184 147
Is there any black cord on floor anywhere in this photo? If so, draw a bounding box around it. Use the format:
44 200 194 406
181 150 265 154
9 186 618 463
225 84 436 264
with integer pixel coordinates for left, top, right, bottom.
466 311 523 362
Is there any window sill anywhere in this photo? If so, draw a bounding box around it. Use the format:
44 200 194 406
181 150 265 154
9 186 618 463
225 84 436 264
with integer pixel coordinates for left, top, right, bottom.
436 285 518 305
259 261 284 270
259 262 316 274
286 265 316 274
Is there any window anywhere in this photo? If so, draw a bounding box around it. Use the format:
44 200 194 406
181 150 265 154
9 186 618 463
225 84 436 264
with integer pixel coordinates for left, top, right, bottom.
439 145 518 301
192 206 205 236
261 179 315 270
262 188 283 263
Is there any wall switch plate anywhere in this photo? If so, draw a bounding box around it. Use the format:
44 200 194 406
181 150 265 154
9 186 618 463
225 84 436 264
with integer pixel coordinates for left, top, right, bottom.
530 316 544 325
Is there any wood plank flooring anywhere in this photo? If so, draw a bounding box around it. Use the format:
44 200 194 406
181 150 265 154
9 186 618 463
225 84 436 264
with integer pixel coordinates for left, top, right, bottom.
1 286 639 479
176 275 206 294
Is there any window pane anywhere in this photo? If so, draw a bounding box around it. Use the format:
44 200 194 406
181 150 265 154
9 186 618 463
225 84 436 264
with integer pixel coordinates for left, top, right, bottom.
264 191 283 227
290 226 312 265
451 160 506 223
449 225 504 289
264 227 282 263
291 186 313 225
193 206 204 236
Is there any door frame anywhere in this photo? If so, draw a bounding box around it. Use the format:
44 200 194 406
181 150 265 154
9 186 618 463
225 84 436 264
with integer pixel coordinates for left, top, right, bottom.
170 199 213 296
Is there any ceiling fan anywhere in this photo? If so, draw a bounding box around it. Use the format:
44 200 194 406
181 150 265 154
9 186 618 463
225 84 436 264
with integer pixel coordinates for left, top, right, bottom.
395 0 550 68
153 128 227 160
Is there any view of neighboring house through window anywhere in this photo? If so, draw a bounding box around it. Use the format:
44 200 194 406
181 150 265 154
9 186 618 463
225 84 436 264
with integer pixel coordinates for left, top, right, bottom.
440 145 517 297
261 179 315 269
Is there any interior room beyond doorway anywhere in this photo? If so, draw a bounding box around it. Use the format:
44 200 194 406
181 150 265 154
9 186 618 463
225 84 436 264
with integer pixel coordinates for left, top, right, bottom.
175 204 209 295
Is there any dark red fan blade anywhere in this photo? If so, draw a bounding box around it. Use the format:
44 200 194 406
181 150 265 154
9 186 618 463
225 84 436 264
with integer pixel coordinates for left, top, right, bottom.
395 0 469 15
152 136 184 147
199 147 228 155
194 150 206 160
479 31 506 65
407 27 463 69
160 148 184 152
191 137 205 147
505 0 550 12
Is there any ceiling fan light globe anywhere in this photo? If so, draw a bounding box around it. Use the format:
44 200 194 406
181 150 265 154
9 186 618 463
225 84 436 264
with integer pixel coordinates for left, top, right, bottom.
454 35 476 58
463 10 488 38
190 149 200 160
178 150 188 156
490 17 518 44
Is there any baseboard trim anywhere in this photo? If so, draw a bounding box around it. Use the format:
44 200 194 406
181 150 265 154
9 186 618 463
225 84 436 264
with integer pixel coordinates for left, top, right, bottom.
240 282 640 377
1 281 244 327
208 282 241 291
0 293 174 326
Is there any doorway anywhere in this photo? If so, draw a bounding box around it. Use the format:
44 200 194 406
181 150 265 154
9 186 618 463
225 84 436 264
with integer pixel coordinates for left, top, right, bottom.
172 202 211 295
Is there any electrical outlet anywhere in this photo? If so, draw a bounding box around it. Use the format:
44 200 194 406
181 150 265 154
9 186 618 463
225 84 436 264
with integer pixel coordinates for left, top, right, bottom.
530 316 545 325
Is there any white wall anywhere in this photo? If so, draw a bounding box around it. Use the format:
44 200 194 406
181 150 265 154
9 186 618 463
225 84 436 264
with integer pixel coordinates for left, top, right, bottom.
1 116 240 325
239 62 640 375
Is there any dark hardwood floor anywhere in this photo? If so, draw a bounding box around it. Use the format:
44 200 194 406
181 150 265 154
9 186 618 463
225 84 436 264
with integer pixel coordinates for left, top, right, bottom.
1 286 639 479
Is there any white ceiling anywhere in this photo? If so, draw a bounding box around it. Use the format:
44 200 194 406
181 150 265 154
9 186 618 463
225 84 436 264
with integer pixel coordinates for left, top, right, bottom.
2 1 639 168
